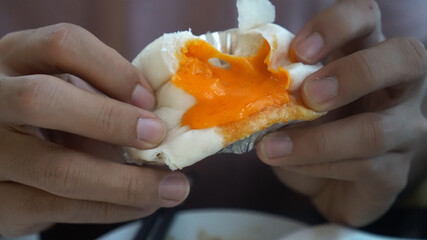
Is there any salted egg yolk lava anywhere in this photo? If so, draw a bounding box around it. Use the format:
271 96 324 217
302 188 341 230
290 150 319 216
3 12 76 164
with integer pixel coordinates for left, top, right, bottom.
172 39 291 129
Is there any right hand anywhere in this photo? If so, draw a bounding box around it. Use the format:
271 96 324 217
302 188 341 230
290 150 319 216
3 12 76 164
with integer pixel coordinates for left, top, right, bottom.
257 0 427 226
0 23 190 238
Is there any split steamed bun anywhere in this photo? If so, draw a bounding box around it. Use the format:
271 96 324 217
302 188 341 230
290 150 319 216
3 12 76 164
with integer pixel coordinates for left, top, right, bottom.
126 0 323 170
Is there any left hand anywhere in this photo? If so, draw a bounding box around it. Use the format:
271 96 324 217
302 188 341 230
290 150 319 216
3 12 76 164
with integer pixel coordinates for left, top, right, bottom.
257 0 427 226
0 24 189 237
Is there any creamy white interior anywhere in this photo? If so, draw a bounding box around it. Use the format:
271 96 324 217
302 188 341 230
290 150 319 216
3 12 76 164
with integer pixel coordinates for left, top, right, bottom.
287 63 322 91
127 127 223 170
155 81 196 129
126 0 321 170
132 31 196 90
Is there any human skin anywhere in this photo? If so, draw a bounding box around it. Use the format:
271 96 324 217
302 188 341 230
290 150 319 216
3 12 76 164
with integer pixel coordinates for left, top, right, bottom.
0 23 190 238
257 0 427 226
1 0 426 237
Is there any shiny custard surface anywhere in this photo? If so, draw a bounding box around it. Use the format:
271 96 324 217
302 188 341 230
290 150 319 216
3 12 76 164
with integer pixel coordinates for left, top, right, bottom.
172 39 291 129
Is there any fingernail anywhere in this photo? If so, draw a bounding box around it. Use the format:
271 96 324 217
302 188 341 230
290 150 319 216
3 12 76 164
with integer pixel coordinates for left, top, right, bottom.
304 76 338 106
159 172 189 205
131 84 155 110
295 32 324 61
137 118 165 144
261 133 293 159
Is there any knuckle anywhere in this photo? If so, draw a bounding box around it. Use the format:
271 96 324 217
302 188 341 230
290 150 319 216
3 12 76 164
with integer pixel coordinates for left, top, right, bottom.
361 113 388 154
14 75 59 122
400 37 427 76
42 23 81 64
43 156 80 196
123 174 141 204
353 51 382 88
95 101 122 137
14 76 44 120
119 172 155 207
311 128 332 162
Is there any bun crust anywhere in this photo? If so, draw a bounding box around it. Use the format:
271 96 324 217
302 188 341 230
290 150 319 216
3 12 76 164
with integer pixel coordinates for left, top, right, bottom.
126 0 323 170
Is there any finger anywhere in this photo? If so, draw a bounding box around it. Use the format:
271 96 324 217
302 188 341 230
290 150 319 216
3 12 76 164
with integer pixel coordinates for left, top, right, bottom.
301 37 427 112
55 73 103 95
48 130 126 163
281 153 410 194
257 112 421 166
0 182 149 237
290 0 383 63
0 75 165 148
0 130 190 209
0 23 154 109
272 167 328 198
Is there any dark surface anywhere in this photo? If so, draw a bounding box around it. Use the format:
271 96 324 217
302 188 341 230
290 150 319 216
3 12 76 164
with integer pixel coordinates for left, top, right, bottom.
361 207 427 239
41 152 427 240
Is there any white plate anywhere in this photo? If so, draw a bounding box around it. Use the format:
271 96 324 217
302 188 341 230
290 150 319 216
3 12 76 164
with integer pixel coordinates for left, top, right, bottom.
98 208 307 240
165 208 307 240
98 208 418 240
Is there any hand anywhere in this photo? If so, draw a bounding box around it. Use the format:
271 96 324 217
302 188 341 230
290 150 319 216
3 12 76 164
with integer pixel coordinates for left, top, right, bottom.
0 23 190 238
257 0 427 226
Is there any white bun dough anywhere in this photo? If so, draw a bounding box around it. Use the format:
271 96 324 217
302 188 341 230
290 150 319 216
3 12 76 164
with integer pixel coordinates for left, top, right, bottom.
126 0 322 170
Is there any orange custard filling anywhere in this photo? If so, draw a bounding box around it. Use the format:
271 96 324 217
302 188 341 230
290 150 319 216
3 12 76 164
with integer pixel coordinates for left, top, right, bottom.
172 39 291 129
